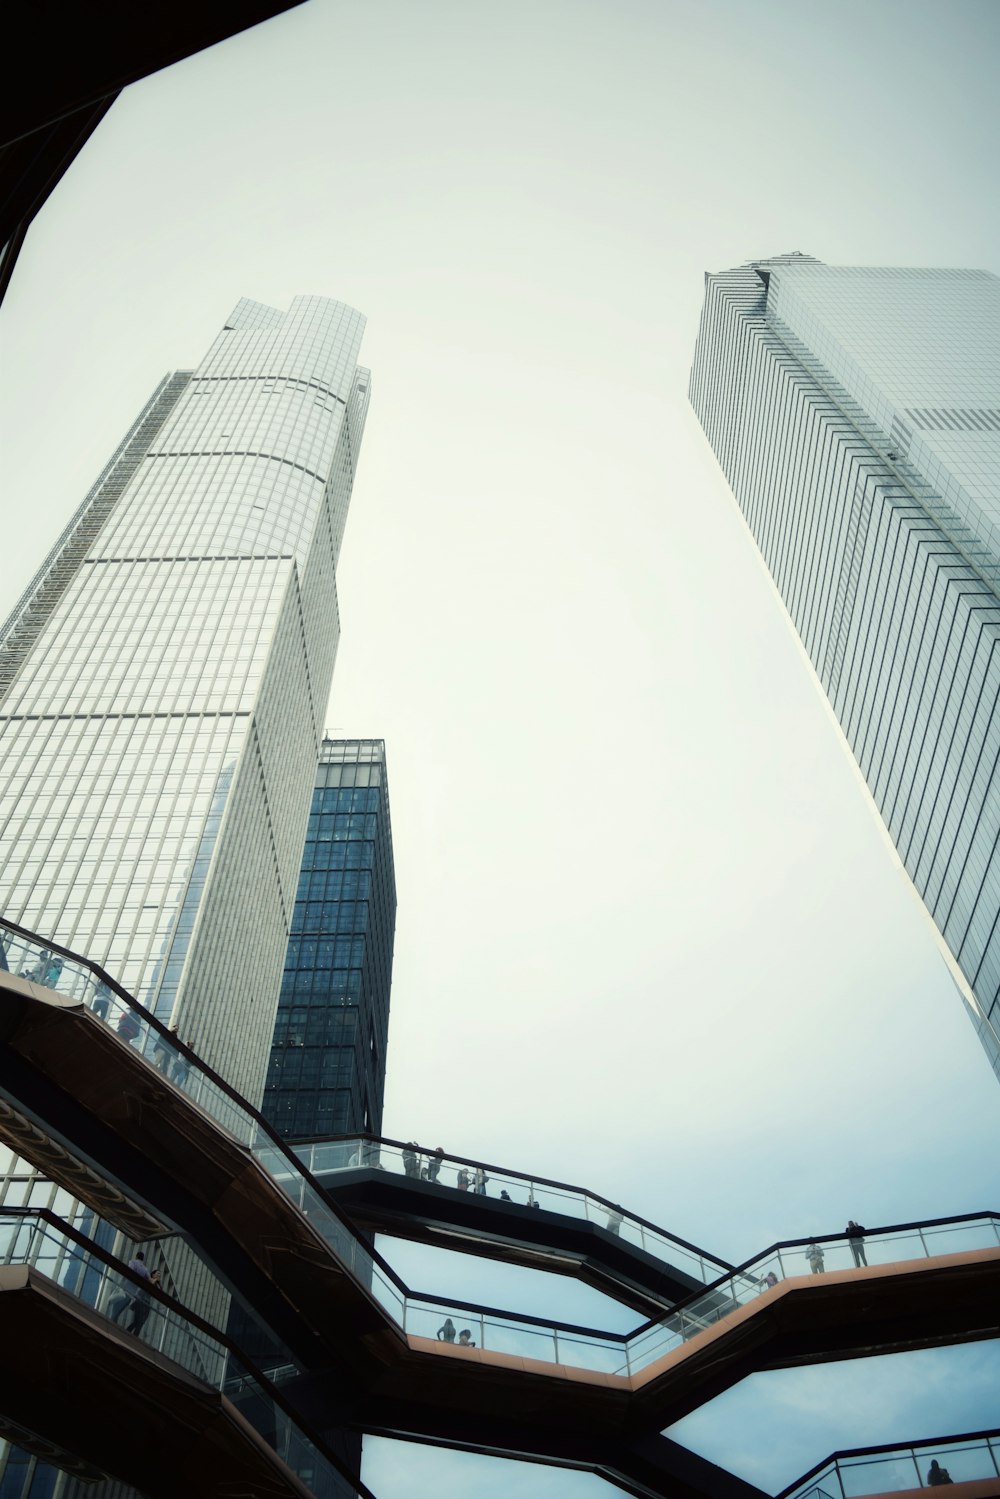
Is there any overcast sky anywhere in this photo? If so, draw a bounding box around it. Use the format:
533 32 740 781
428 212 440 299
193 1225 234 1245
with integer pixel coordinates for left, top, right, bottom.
3 1 1000 1493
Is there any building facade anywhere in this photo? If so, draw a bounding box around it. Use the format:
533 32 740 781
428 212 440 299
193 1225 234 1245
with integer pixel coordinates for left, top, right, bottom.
0 295 370 1106
0 296 370 1498
265 738 396 1142
690 254 1000 1078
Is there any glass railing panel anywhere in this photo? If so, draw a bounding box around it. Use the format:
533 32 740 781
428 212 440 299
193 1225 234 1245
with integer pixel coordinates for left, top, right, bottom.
307 1137 721 1287
787 1438 1000 1499
933 1438 1000 1481
419 1303 556 1363
553 1328 630 1376
916 1220 1000 1256
297 1183 363 1274
305 1139 361 1174
8 919 998 1390
0 926 100 1009
3 1212 349 1497
0 1215 36 1263
838 1453 921 1494
480 1315 560 1363
0 922 257 1150
369 1263 407 1323
625 1218 1000 1377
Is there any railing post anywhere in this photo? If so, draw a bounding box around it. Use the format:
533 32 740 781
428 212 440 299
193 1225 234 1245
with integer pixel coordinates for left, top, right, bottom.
479 1311 486 1350
552 1329 559 1365
917 1228 930 1258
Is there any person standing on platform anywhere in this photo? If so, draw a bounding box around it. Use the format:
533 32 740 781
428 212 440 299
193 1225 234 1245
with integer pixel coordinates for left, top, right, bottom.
805 1242 825 1273
846 1220 867 1267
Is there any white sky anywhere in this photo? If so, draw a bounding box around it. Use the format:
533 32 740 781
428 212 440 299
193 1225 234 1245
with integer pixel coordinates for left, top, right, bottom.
2 1 1000 1492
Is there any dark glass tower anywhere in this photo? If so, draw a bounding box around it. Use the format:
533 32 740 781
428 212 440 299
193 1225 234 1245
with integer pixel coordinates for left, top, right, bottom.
264 738 396 1142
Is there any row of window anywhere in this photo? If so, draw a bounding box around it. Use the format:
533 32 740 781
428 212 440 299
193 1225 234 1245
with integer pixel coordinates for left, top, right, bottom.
309 786 381 815
290 901 369 937
294 869 371 902
299 841 374 872
283 935 367 971
264 1089 355 1136
278 968 363 1004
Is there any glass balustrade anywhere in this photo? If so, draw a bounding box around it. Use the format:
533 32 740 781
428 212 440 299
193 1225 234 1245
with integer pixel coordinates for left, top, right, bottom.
294 1135 727 1287
0 1209 356 1499
787 1433 1000 1496
4 917 999 1386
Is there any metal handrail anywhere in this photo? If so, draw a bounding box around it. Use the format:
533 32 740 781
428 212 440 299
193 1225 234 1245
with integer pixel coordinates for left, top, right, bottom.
0 1205 378 1499
295 1129 732 1272
778 1428 1000 1499
3 915 999 1369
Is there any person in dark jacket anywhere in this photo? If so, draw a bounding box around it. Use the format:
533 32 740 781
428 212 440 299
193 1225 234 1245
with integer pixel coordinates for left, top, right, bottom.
846 1219 867 1267
927 1460 953 1485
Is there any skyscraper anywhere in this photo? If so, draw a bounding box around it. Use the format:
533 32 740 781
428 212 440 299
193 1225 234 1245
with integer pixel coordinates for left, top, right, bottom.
0 295 370 1105
265 738 396 1142
690 254 1000 1078
0 294 370 1496
229 737 396 1499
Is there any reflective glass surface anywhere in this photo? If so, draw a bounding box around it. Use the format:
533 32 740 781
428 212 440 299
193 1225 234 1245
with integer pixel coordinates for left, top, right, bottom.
266 739 396 1140
690 256 1000 1078
0 296 370 1108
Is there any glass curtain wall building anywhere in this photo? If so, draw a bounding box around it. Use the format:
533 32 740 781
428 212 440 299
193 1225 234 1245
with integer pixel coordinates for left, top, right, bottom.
265 738 396 1142
0 295 370 1106
0 296 369 1498
690 254 1000 1078
233 737 395 1499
